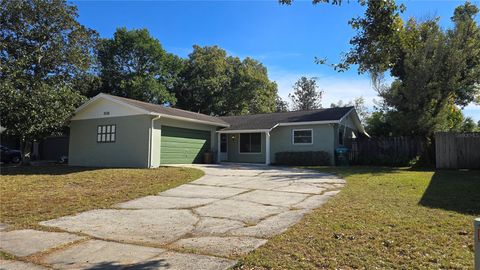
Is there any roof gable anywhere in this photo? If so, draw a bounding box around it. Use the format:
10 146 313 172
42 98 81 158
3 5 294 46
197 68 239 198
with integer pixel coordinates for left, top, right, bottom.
71 96 148 120
72 93 230 127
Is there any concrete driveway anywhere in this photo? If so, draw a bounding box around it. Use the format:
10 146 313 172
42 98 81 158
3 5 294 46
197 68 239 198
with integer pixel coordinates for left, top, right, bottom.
0 164 344 270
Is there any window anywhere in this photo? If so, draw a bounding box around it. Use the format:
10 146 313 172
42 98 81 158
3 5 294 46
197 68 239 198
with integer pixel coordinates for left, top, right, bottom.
239 133 261 153
97 125 116 143
339 131 344 145
292 129 313 144
220 134 227 153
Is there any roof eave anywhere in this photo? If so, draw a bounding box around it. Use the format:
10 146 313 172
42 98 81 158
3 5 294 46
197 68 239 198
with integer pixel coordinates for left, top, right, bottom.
217 129 270 133
151 113 230 127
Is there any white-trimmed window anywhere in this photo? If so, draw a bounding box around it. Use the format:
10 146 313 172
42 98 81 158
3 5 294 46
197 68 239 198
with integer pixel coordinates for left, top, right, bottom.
97 125 116 143
292 129 313 144
239 133 261 153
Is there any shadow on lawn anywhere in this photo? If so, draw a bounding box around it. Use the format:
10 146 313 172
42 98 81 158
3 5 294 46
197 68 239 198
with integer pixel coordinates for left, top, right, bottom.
419 170 480 215
0 165 105 176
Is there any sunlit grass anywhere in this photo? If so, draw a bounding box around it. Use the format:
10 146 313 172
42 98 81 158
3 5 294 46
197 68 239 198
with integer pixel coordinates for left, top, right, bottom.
237 167 479 269
0 165 203 230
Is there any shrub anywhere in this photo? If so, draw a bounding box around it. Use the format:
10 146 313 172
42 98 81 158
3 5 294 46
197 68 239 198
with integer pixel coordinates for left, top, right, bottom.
274 151 331 166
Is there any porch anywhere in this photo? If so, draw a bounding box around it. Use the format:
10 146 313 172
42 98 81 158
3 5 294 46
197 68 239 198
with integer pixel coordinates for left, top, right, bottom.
216 130 271 165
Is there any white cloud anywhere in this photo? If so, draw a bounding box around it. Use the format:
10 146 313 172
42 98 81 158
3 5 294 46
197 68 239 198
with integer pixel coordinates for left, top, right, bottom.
268 68 377 110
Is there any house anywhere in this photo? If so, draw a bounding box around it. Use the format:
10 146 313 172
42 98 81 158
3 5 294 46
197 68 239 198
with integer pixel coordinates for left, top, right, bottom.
68 93 367 167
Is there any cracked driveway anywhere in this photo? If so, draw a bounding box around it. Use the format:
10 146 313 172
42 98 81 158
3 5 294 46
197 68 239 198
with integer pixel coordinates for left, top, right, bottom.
0 164 344 270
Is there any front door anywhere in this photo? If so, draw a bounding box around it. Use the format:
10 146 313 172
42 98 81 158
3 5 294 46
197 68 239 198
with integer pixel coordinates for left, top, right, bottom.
219 133 228 161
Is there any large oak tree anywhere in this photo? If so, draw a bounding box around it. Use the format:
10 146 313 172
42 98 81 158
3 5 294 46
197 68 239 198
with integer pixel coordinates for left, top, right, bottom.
174 45 279 116
0 0 97 156
95 28 181 104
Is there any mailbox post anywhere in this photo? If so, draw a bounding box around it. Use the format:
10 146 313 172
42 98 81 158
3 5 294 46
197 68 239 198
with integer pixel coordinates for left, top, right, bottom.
475 218 480 270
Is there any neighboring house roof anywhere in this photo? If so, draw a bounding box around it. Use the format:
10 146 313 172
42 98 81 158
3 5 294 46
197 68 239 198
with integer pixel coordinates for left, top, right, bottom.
219 107 355 131
74 93 230 127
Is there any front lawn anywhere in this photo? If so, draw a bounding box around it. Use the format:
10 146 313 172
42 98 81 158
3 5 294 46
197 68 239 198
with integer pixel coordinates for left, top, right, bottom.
237 167 479 269
0 165 203 230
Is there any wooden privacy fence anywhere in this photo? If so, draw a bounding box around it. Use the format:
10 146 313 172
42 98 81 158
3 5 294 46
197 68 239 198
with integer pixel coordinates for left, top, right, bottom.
435 132 480 169
344 136 425 166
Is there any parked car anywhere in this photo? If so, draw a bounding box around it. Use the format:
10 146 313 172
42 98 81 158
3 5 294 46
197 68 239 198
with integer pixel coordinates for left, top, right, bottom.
0 145 22 164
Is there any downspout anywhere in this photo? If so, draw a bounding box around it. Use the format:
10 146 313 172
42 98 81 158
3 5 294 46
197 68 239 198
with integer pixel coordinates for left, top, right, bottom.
148 115 161 168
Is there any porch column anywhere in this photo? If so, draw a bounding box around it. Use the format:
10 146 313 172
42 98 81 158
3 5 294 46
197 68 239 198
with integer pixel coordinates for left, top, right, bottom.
217 132 221 163
265 131 270 165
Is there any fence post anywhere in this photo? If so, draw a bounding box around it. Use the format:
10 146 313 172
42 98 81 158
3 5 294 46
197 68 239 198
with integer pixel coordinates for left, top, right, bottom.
475 218 480 270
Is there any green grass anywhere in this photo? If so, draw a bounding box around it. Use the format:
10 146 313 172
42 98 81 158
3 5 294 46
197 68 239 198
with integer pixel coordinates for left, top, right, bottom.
237 167 479 269
0 165 203 230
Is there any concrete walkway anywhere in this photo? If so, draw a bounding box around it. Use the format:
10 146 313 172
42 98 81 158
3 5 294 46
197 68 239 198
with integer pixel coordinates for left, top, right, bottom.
0 164 344 270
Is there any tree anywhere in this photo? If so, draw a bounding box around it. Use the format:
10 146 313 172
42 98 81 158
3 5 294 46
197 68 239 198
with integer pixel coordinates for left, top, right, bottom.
227 57 278 115
174 45 231 115
459 117 479 132
0 0 97 157
365 110 394 137
330 96 369 123
289 77 323 110
377 4 480 137
96 28 180 104
276 96 289 112
175 45 279 115
327 1 480 137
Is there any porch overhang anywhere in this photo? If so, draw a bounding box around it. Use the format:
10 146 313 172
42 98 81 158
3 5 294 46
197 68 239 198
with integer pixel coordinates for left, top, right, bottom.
216 129 271 165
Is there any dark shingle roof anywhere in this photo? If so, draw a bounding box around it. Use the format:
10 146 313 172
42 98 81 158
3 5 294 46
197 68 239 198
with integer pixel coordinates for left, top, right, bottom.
104 94 230 127
219 107 354 131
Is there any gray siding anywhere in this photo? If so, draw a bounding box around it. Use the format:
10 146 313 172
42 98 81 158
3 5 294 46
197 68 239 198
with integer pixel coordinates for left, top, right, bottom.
227 133 266 163
334 113 359 149
69 115 152 167
270 124 336 165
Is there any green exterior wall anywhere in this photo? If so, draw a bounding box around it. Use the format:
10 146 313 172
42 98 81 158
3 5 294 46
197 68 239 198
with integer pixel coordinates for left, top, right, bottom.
270 124 336 165
226 133 266 163
69 115 152 167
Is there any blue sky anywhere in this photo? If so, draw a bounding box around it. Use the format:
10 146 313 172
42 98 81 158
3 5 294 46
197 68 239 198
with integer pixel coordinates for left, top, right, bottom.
73 0 479 121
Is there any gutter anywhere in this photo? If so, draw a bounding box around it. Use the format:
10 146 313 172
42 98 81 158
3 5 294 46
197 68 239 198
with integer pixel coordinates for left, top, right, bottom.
149 112 229 128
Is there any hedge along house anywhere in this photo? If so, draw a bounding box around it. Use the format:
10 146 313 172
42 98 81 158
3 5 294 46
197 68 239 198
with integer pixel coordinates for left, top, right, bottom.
68 93 367 167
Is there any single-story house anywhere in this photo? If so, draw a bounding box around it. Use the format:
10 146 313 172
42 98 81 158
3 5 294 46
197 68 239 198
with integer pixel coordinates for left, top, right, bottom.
68 93 367 167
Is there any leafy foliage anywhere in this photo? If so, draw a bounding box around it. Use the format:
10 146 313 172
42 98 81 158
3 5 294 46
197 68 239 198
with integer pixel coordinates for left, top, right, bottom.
296 0 480 136
95 28 180 104
174 45 279 115
0 0 97 153
376 3 480 136
275 96 289 112
289 77 323 110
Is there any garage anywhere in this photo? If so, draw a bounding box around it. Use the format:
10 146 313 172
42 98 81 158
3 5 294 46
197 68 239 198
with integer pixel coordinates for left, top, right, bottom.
160 126 211 164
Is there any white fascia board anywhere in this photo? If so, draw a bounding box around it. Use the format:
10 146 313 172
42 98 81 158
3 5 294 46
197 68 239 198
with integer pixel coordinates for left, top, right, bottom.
217 129 270 133
73 93 151 116
338 108 355 123
339 108 370 137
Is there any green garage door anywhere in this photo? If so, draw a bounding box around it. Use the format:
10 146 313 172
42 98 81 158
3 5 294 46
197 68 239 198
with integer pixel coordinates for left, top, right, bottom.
161 126 211 164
